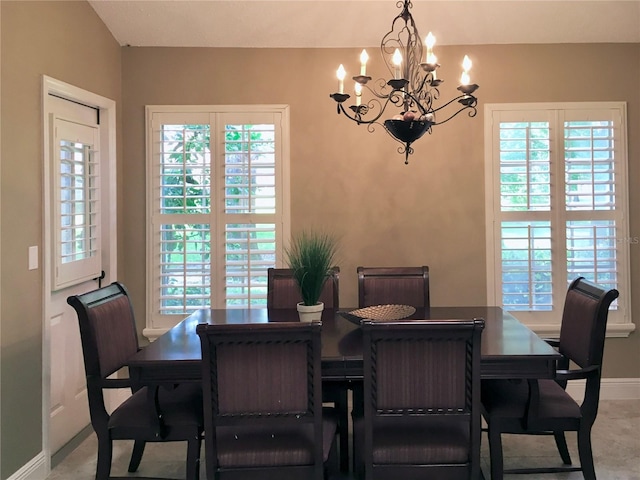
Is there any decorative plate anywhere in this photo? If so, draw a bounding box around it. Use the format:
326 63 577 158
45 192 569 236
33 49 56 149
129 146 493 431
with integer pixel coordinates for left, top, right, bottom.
339 304 416 325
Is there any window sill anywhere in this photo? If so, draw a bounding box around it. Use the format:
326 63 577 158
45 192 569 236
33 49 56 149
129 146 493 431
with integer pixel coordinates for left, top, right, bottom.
527 322 636 339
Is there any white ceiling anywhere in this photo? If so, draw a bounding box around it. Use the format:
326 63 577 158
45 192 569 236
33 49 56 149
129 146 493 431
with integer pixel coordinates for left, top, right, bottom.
88 0 640 48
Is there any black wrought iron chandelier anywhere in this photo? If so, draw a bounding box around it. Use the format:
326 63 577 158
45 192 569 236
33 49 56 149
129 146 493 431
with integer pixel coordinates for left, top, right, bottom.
329 0 479 164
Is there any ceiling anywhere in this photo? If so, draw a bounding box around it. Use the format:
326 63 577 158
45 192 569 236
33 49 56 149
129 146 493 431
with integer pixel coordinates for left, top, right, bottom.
88 0 640 48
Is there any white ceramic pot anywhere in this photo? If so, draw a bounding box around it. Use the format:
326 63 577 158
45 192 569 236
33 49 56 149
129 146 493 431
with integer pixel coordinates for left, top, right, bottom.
296 301 324 322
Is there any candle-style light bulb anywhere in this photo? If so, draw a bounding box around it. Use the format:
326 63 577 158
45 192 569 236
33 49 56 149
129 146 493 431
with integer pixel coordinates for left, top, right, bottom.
462 55 473 72
360 49 369 76
460 55 472 85
392 49 403 79
355 82 362 106
425 32 436 63
336 64 346 94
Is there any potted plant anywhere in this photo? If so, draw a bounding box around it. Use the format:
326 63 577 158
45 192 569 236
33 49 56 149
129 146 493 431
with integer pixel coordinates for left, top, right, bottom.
285 230 338 321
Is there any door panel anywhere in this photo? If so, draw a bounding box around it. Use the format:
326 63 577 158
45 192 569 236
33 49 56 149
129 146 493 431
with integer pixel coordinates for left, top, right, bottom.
46 95 101 455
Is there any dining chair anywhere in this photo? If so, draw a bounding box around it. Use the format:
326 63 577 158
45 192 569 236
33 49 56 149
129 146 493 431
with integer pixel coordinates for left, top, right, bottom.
267 266 340 308
266 266 349 472
353 318 485 480
196 320 338 480
67 282 203 480
481 277 619 480
357 266 430 308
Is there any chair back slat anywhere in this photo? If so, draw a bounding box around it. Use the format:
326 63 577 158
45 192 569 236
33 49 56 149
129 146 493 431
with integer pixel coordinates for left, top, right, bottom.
215 341 309 414
357 266 430 308
559 277 620 368
68 282 139 379
88 295 139 378
375 339 469 411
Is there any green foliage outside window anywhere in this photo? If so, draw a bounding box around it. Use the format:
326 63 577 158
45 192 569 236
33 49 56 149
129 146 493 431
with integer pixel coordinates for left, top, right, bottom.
160 123 275 311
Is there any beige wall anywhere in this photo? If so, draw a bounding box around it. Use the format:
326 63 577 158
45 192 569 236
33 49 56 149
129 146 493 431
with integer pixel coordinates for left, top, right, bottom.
121 44 639 378
0 1 121 477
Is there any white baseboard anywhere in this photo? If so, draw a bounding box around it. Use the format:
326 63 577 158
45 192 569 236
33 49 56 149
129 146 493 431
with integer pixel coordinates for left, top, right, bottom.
7 451 46 480
566 377 640 402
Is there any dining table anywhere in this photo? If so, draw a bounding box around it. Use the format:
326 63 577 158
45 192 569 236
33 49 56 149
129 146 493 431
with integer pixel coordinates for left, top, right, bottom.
128 306 561 385
127 306 560 474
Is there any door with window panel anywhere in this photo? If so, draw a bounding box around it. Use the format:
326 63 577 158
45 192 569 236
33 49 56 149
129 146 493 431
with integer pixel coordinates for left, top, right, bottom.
48 101 101 456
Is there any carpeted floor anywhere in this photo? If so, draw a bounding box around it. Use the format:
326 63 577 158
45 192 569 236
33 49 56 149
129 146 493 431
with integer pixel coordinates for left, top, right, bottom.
46 399 640 480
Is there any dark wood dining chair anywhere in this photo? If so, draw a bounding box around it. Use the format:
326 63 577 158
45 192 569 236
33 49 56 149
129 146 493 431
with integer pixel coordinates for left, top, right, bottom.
353 318 485 480
196 321 338 480
267 266 340 308
357 265 430 308
67 282 203 480
266 266 348 472
481 277 619 480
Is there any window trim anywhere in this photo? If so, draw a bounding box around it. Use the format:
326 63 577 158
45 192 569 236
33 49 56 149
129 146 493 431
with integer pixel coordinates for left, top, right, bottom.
144 105 291 339
484 102 634 338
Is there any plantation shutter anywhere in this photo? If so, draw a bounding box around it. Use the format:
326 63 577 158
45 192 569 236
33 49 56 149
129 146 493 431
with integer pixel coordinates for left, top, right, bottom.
53 116 101 290
492 110 554 313
220 115 279 307
563 109 620 292
147 106 290 333
485 103 630 332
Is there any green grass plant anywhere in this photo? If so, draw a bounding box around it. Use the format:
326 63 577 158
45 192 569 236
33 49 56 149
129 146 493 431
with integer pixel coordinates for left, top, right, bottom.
285 230 338 306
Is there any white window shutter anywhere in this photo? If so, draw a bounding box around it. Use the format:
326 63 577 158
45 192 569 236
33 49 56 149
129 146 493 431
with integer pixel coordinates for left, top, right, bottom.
485 103 631 334
53 116 101 290
146 106 290 333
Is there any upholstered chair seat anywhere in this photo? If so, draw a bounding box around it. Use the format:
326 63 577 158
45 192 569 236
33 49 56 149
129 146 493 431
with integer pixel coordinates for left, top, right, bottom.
215 413 338 468
482 378 582 424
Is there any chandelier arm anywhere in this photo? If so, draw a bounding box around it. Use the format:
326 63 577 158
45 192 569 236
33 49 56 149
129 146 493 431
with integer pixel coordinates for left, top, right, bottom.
363 79 397 100
429 95 465 112
337 98 395 125
430 94 477 113
431 103 478 126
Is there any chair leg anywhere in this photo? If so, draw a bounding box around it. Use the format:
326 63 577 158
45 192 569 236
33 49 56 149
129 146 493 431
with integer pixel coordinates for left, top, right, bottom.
336 386 349 473
577 426 596 480
553 431 572 465
487 427 504 480
186 434 202 480
95 435 113 480
128 440 146 472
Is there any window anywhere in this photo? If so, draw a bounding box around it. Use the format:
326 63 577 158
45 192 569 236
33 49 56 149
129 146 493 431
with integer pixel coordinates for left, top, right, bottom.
146 106 290 333
484 102 633 336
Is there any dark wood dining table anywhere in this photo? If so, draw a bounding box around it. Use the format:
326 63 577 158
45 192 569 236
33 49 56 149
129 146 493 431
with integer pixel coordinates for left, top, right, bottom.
128 306 559 475
128 306 561 385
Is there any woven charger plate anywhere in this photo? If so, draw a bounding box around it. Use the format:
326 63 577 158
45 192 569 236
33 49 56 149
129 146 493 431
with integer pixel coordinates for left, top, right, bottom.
344 304 416 323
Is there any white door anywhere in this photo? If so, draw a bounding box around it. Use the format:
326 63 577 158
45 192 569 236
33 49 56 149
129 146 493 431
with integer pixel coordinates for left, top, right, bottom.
44 85 117 459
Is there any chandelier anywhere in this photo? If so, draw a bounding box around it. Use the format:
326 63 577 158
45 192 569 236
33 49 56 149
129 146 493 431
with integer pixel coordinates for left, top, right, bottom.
329 0 479 164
